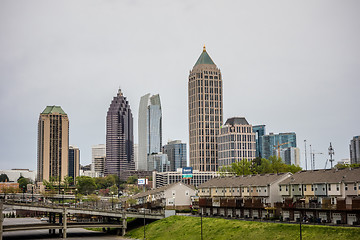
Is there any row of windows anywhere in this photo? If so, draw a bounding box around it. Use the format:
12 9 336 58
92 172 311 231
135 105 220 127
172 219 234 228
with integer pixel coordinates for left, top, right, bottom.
218 150 255 159
218 134 255 143
221 126 253 134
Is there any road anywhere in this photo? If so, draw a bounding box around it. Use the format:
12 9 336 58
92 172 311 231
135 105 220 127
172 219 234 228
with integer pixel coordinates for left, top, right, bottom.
2 218 131 240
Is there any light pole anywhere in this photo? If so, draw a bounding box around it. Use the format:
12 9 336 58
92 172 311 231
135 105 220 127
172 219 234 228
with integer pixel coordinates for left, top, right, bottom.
75 188 78 208
31 185 34 203
111 191 114 210
62 189 64 205
201 208 203 240
143 207 146 240
173 197 176 214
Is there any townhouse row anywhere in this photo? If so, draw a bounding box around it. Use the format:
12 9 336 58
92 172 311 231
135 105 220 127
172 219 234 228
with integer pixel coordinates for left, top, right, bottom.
197 167 360 225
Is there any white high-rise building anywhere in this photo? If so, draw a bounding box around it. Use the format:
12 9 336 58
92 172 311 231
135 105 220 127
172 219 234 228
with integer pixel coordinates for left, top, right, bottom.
92 144 106 173
138 94 162 171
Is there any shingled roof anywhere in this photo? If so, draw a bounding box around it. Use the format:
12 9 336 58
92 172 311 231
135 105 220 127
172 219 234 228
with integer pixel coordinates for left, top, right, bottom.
198 173 291 188
279 168 360 185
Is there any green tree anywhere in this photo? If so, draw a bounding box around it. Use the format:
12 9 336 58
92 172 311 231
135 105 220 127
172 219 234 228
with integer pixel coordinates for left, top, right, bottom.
127 175 138 184
109 184 119 195
63 176 73 193
105 174 119 187
269 156 285 174
0 174 9 182
220 159 254 176
76 176 97 195
94 177 107 189
17 177 31 193
286 164 302 173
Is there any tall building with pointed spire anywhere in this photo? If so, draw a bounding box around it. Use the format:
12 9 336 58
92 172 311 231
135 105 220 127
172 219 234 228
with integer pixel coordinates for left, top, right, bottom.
138 93 162 171
188 46 223 171
105 89 135 178
37 106 69 183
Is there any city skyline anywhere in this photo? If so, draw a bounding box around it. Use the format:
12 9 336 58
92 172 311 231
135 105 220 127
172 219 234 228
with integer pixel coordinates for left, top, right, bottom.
1 1 359 171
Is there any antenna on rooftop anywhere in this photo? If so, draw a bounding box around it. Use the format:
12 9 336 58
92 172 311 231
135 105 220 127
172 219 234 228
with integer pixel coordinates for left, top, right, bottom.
328 142 335 168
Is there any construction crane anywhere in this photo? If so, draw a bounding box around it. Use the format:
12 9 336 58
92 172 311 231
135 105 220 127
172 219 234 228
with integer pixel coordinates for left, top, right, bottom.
273 141 290 158
310 144 323 170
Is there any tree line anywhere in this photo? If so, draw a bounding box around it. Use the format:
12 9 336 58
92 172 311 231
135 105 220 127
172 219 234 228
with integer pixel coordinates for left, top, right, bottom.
219 156 302 176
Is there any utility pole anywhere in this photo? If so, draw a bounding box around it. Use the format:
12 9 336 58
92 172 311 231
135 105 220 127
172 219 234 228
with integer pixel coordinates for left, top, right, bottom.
328 142 335 168
309 145 312 170
304 140 307 171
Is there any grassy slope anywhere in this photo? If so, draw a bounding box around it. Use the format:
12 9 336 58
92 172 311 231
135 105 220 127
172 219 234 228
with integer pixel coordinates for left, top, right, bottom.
126 215 360 240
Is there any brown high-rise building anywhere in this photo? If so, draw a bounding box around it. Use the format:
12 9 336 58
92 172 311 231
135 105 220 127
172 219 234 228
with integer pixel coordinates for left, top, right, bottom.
188 46 223 171
37 106 69 183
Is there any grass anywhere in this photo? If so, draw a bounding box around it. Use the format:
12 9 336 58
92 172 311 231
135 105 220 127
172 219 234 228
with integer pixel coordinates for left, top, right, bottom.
126 215 360 240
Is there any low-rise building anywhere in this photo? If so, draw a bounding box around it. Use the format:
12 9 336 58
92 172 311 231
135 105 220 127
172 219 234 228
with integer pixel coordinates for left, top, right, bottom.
126 182 196 210
0 169 36 182
197 173 291 218
0 182 19 193
153 168 223 188
279 168 360 224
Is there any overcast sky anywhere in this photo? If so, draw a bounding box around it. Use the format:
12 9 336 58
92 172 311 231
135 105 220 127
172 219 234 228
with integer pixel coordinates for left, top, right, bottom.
1 0 359 171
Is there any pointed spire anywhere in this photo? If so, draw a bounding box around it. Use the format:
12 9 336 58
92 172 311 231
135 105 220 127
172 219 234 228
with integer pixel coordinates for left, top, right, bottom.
194 45 215 67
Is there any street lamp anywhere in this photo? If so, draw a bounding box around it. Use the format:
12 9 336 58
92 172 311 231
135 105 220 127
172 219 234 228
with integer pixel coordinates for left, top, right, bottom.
173 197 176 215
111 191 114 210
31 185 34 204
75 188 78 208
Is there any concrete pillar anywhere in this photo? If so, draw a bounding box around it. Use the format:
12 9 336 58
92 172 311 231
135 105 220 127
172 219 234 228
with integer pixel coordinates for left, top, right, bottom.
63 208 67 239
122 212 127 236
59 213 62 235
0 201 3 240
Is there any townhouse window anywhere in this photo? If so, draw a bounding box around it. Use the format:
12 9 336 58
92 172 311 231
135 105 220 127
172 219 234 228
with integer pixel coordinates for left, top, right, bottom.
247 189 249 193
292 188 294 192
279 186 282 191
299 187 301 191
264 189 267 192
304 186 307 191
336 185 339 191
354 185 357 191
285 186 288 191
242 189 244 193
311 185 314 191
328 185 331 191
345 184 348 191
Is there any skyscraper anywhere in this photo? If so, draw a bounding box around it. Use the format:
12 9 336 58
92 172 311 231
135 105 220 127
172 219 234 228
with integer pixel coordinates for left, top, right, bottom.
138 93 162 171
261 132 297 160
253 125 266 158
105 89 135 178
163 140 187 171
350 136 360 164
280 147 300 166
37 106 69 183
68 145 80 183
188 46 223 171
218 117 256 168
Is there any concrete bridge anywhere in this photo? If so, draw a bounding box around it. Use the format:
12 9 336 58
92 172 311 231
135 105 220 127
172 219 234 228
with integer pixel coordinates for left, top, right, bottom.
0 201 167 239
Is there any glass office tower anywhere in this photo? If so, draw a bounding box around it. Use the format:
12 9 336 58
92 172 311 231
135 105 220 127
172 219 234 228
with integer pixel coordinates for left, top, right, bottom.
138 93 162 171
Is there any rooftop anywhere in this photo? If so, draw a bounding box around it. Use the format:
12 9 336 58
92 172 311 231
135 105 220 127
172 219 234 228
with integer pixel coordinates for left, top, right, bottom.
279 168 360 185
41 106 67 115
194 46 216 67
